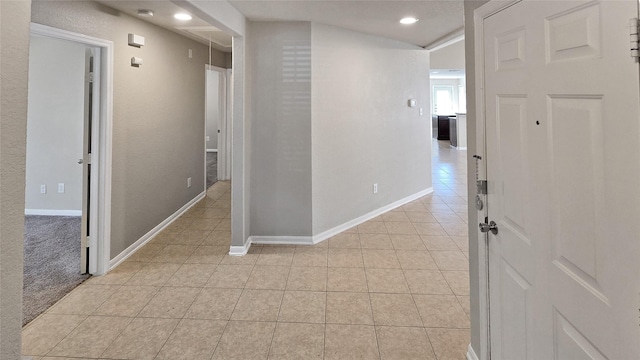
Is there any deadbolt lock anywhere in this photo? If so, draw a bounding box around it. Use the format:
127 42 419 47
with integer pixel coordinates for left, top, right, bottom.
479 220 498 235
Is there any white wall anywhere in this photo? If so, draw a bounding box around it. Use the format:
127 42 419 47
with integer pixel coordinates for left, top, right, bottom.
248 21 313 236
206 69 220 150
311 23 432 235
430 39 465 69
25 35 85 214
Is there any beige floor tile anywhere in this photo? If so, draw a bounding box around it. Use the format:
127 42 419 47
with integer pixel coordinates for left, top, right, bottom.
126 244 166 262
201 208 229 219
165 218 194 233
365 268 409 293
147 231 177 245
212 321 276 360
328 233 361 248
426 328 471 360
324 324 379 360
22 314 86 356
359 234 393 249
384 221 418 235
357 221 388 234
390 234 426 250
269 322 324 360
245 265 290 290
219 247 261 265
451 236 469 252
156 319 227 360
101 317 179 360
441 223 470 237
431 212 465 223
328 248 364 268
413 222 448 236
396 250 438 270
278 291 326 323
185 245 226 264
46 285 119 315
185 288 242 320
231 289 283 321
287 267 327 291
189 217 222 231
206 264 253 288
292 247 328 267
125 262 181 286
413 295 470 328
257 246 295 266
150 244 197 263
431 251 469 271
382 212 410 222
215 219 232 231
203 230 232 246
402 201 430 212
404 270 453 295
93 285 158 317
327 267 368 292
376 326 436 360
171 229 211 246
325 292 373 325
165 263 217 287
369 293 422 327
457 295 471 317
406 211 438 223
85 261 144 285
421 235 460 251
48 316 130 358
442 271 470 296
362 249 401 269
138 286 201 318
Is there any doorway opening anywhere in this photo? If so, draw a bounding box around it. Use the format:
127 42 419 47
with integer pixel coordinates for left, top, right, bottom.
205 64 231 189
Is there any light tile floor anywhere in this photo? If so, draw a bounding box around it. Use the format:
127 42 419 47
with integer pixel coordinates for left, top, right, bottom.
22 140 470 360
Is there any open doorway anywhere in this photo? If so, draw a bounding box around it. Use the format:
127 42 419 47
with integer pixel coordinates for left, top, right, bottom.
23 24 113 325
205 64 231 188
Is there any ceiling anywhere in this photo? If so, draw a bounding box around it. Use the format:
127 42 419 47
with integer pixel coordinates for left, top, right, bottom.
99 0 464 52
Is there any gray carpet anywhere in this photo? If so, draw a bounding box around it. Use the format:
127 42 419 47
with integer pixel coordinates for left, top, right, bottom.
23 215 89 326
207 152 218 189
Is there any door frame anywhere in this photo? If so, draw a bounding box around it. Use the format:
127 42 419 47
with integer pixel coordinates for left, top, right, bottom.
204 64 231 184
30 23 114 276
473 1 522 359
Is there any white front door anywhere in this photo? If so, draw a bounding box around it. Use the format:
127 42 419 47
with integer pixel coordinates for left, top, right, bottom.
482 0 640 358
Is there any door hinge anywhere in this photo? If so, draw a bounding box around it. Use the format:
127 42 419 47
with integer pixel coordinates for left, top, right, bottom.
87 153 92 165
87 72 94 83
477 180 488 195
630 18 639 58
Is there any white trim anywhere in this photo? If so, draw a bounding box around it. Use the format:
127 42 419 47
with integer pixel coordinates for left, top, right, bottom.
312 187 434 244
251 235 313 246
425 27 465 51
229 241 251 256
206 149 218 153
30 23 114 276
108 191 206 269
474 1 522 359
25 209 82 217
467 344 480 360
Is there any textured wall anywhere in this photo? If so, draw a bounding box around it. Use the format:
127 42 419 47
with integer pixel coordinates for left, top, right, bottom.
31 1 222 258
430 39 466 70
0 0 31 357
311 23 432 235
25 36 85 213
247 22 313 236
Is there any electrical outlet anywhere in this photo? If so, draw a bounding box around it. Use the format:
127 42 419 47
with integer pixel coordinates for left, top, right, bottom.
373 183 378 194
187 177 192 188
57 183 65 193
40 184 47 194
419 108 424 116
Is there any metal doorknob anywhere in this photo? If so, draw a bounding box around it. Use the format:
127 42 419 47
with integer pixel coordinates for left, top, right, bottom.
479 220 498 235
77 159 83 164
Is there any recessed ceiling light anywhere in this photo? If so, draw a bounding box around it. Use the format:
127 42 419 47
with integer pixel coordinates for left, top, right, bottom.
174 13 192 21
400 17 419 25
137 9 154 17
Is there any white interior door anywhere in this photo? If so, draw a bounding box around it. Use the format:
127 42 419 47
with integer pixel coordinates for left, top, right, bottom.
482 0 640 358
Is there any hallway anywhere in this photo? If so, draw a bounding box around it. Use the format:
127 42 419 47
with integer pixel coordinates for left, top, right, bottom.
22 140 470 360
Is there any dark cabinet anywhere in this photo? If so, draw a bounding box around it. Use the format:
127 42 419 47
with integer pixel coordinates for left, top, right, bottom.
432 115 453 141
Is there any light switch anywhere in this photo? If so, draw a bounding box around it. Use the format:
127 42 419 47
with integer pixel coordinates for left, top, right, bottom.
408 99 417 108
128 33 145 47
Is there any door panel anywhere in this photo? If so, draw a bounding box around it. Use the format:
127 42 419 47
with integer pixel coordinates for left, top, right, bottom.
483 0 640 358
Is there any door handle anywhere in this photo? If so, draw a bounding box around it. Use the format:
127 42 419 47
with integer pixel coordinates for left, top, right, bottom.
479 220 498 235
78 159 84 164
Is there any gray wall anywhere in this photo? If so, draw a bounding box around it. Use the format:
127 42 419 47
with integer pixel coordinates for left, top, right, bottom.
248 21 313 237
25 35 85 213
0 0 31 356
311 23 432 234
430 39 466 69
464 0 489 356
31 1 227 258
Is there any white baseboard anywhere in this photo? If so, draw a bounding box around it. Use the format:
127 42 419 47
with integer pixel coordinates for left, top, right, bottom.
311 187 434 244
229 240 252 256
250 235 313 246
109 191 206 269
467 344 479 360
206 149 218 153
25 209 82 216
